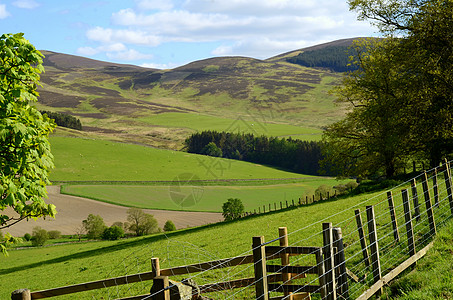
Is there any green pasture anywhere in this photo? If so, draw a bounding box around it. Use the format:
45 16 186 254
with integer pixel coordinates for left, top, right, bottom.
137 112 323 140
61 178 347 212
50 136 310 182
2 175 452 299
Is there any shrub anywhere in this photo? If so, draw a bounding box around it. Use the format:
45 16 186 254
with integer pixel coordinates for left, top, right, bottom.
102 226 124 240
222 198 244 221
163 220 176 232
31 227 48 247
23 233 32 241
201 142 222 157
82 214 107 239
127 208 159 236
0 230 3 241
48 230 61 239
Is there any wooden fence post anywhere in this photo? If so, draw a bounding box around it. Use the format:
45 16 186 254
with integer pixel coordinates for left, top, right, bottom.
354 209 370 268
411 179 421 222
292 199 295 207
253 236 269 300
387 191 400 242
333 227 349 300
274 203 277 211
322 223 337 300
11 289 31 300
286 200 288 208
306 196 309 204
152 257 160 277
422 172 437 236
366 206 382 298
263 205 266 213
280 202 283 210
443 159 453 216
150 276 170 300
433 168 439 208
402 189 416 257
279 227 293 299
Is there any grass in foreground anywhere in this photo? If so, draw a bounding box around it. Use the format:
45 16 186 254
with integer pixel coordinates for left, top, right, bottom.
0 189 385 299
383 219 453 300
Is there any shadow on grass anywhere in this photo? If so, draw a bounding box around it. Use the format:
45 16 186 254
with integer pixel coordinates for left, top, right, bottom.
0 214 257 276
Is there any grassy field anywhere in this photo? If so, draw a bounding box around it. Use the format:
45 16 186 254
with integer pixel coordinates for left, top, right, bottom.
137 112 323 140
1 190 381 300
60 178 346 212
50 136 312 182
2 173 452 299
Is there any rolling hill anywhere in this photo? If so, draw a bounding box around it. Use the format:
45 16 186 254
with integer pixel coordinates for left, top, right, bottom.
35 38 361 149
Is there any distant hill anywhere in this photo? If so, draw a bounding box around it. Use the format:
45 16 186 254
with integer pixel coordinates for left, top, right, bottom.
36 38 367 149
269 37 373 72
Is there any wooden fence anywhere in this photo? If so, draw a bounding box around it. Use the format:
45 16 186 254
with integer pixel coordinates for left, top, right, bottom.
12 160 453 300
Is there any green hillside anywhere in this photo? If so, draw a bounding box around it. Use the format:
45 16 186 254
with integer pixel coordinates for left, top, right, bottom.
36 46 347 150
50 136 313 182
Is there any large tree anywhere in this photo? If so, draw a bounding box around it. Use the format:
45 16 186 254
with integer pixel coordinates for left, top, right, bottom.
1 33 56 254
349 0 453 166
323 0 453 177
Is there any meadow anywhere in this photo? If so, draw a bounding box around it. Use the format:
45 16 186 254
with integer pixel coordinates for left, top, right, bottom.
137 112 323 140
61 178 345 212
1 190 382 299
49 136 311 182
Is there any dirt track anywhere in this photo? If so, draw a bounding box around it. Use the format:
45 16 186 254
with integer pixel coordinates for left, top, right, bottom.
5 186 223 236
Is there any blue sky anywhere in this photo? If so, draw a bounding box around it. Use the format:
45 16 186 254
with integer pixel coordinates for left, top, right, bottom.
0 0 377 69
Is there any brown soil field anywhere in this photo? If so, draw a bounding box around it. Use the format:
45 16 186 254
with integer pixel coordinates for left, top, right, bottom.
5 186 223 237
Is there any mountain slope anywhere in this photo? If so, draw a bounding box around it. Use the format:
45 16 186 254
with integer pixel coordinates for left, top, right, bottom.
36 39 354 149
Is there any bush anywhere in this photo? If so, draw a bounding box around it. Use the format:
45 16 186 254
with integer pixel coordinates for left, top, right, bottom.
48 230 61 239
163 220 176 232
222 198 244 221
82 214 107 239
31 227 48 247
201 142 222 157
102 226 124 240
127 208 159 236
0 230 3 241
23 233 32 241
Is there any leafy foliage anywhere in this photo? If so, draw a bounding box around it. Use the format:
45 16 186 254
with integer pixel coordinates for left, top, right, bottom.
48 230 61 239
1 33 56 254
127 208 159 236
40 111 82 130
163 220 176 232
222 198 244 221
23 232 31 241
31 226 48 247
185 131 330 175
102 225 124 240
82 214 106 239
287 45 360 72
325 0 453 178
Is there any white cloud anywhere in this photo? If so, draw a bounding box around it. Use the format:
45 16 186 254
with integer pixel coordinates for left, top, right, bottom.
140 62 179 69
86 26 161 46
77 43 128 56
135 0 174 11
12 0 40 9
0 4 11 19
80 0 376 63
106 49 153 61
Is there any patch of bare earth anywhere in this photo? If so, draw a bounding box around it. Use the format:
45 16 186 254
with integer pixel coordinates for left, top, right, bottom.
5 186 223 237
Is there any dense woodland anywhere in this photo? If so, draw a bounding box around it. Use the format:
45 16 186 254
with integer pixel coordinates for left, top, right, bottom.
287 46 359 72
41 111 82 130
185 131 330 176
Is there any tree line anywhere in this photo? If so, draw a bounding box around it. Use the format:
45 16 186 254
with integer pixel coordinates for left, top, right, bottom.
185 131 332 176
40 110 82 130
287 45 360 73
